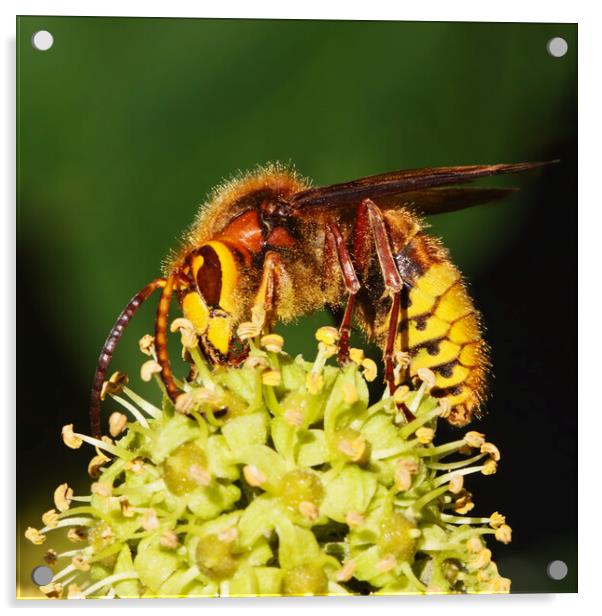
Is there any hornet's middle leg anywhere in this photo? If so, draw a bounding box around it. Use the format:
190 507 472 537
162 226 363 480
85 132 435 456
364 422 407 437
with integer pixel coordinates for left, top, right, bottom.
324 222 361 363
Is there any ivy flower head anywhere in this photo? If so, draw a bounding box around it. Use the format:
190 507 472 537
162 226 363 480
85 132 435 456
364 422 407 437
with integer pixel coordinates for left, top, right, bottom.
25 326 512 598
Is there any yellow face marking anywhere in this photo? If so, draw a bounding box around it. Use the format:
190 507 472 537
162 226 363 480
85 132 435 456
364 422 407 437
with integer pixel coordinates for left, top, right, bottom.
435 283 473 322
182 292 210 334
449 313 480 344
410 340 461 374
434 364 470 389
415 263 460 298
191 254 205 280
406 315 450 348
206 241 238 313
207 313 233 355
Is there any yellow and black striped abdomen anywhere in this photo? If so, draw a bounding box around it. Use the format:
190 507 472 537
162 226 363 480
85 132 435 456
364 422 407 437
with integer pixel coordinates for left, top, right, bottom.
398 247 489 426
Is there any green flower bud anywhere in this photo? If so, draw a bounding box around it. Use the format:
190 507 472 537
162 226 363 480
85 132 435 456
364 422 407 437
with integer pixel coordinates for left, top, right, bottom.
163 442 210 496
378 512 418 562
282 564 329 596
195 534 238 581
279 469 324 520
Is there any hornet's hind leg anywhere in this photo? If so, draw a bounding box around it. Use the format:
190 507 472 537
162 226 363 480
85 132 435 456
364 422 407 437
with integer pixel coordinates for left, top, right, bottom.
363 198 415 421
326 202 412 420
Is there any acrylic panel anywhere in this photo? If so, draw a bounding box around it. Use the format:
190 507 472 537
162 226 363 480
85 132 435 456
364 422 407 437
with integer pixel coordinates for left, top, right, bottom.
16 16 577 598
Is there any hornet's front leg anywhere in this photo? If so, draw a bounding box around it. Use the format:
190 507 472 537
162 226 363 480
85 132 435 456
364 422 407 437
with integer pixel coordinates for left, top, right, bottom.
238 251 287 339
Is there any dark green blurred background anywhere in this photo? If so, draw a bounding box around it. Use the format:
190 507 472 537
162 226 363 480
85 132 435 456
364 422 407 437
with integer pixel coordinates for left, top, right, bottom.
16 17 577 597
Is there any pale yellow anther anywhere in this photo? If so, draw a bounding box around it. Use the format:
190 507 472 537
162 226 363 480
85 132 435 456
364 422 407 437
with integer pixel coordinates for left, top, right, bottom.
67 583 84 599
262 369 281 387
454 491 475 515
170 317 198 349
125 457 145 474
448 474 464 494
397 459 419 474
283 407 304 427
488 577 511 593
464 431 486 448
243 464 266 487
91 482 113 498
237 320 262 340
42 509 59 529
218 527 239 544
188 464 211 487
244 355 270 370
489 511 506 529
142 508 159 531
376 553 398 573
415 426 435 444
469 548 492 571
437 398 451 418
394 351 411 369
175 392 196 415
260 333 284 353
299 501 320 522
361 358 378 382
175 387 219 414
417 367 436 390
100 371 129 400
160 530 180 549
482 459 498 476
481 442 501 462
140 359 162 382
67 527 88 542
61 424 82 449
119 498 135 518
100 525 115 542
477 568 493 584
54 483 73 512
25 527 46 545
72 555 90 571
349 347 365 364
44 549 58 566
88 452 111 478
306 372 324 395
466 536 483 554
108 412 128 438
342 382 359 404
393 385 411 404
456 502 475 516
315 326 339 346
336 560 356 583
495 524 513 544
338 434 367 462
138 334 155 356
39 582 63 599
394 466 412 492
345 511 365 527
